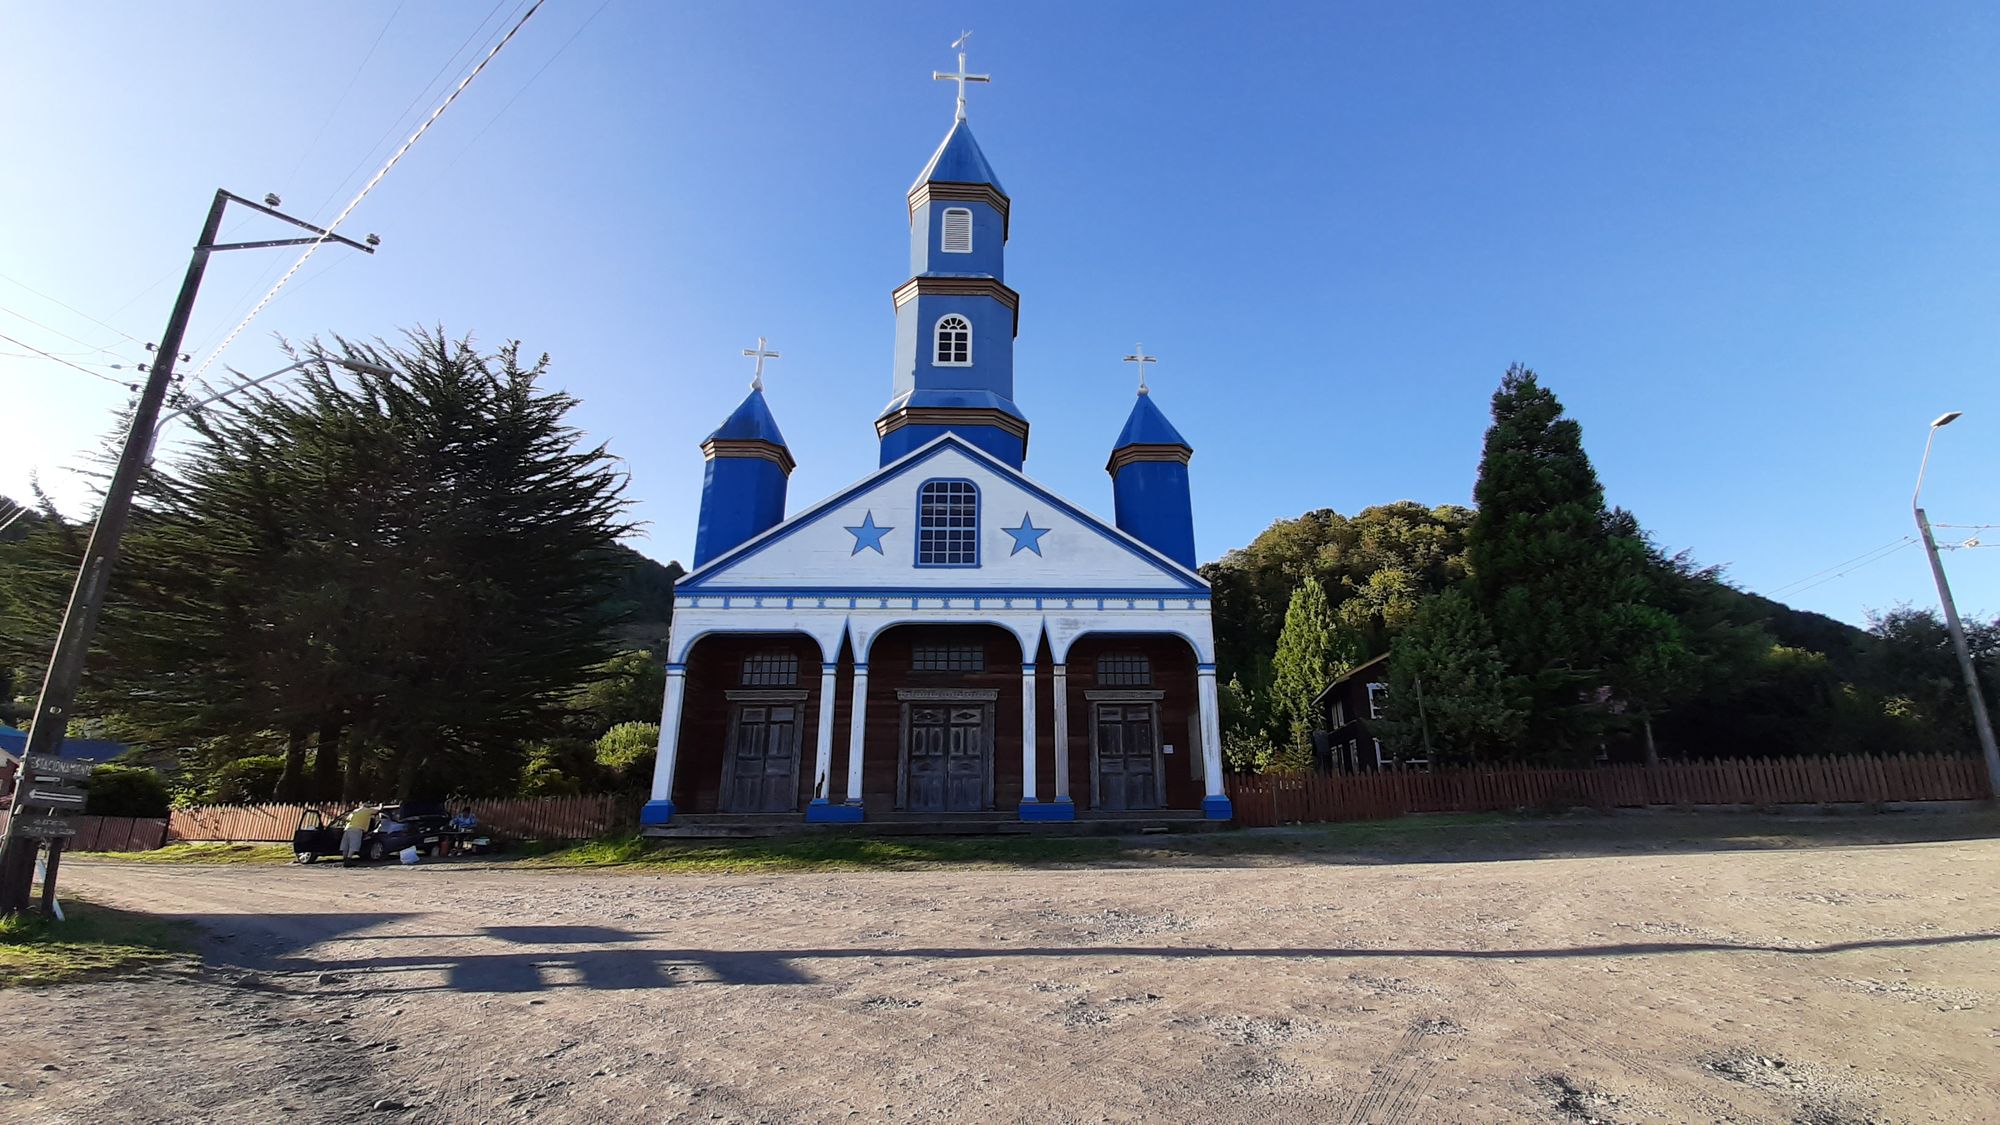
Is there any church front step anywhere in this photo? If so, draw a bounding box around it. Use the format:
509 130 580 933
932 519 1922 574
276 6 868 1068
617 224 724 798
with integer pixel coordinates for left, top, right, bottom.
643 809 1216 840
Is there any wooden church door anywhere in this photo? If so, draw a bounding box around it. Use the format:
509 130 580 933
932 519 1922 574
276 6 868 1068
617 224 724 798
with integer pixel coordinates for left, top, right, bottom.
1093 702 1162 811
902 703 990 812
721 703 801 813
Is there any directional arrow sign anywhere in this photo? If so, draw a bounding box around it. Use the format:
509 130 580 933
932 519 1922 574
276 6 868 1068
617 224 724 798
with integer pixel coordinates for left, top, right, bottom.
10 816 77 840
23 753 93 781
22 783 88 811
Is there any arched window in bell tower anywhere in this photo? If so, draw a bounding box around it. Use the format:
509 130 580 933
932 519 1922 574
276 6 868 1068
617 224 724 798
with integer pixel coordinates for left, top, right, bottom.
934 314 971 366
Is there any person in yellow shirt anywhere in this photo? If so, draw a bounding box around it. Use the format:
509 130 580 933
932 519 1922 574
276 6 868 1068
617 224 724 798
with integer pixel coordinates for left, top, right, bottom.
341 804 378 867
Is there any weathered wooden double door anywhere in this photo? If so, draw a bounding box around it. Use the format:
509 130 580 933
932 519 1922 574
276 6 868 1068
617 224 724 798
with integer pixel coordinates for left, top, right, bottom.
722 703 801 812
904 703 991 812
1094 702 1162 811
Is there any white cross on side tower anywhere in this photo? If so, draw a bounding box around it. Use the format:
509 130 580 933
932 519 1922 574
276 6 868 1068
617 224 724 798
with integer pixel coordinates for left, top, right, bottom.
933 31 991 122
742 336 780 391
1123 343 1158 395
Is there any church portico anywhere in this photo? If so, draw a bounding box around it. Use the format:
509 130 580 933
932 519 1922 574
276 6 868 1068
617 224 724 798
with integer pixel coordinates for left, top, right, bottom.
642 39 1232 833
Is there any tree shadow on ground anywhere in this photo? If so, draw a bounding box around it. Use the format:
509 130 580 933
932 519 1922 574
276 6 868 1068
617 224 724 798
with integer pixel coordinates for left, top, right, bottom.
186 920 2000 997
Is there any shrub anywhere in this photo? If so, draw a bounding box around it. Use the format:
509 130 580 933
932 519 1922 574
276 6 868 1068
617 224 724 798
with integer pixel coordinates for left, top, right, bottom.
84 764 171 818
594 721 658 787
205 754 285 803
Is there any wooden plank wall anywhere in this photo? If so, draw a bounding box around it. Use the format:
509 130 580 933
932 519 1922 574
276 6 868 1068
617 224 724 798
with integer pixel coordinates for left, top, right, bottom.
1224 754 1990 828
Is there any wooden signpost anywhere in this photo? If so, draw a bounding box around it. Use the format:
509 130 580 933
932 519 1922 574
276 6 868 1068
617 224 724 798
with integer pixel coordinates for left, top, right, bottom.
5 752 92 917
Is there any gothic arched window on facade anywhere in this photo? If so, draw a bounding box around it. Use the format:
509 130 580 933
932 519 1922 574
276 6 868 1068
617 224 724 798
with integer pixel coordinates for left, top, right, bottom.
941 207 973 254
916 478 979 566
934 314 971 366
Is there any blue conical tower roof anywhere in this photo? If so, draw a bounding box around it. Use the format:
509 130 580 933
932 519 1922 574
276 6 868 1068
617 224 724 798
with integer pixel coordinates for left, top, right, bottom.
1111 390 1190 451
706 387 789 448
910 119 1006 196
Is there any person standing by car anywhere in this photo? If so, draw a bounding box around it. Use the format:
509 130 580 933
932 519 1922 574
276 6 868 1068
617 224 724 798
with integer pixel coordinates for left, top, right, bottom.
341 804 378 867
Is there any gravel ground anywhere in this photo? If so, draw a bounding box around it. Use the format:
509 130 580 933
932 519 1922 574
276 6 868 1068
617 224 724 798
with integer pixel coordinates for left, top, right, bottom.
3 813 1997 1124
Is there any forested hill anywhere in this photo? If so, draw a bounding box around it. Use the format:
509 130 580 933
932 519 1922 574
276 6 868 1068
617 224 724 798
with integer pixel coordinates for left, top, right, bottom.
1201 501 1872 685
606 545 684 653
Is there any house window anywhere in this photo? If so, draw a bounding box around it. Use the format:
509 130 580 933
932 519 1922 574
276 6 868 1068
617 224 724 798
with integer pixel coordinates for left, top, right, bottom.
741 651 799 686
912 643 984 672
941 207 973 253
916 478 979 566
1366 682 1388 720
934 315 971 366
1096 652 1151 686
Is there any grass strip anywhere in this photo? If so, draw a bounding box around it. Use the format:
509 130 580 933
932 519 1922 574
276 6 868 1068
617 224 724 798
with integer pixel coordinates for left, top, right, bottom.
72 842 295 865
0 900 192 987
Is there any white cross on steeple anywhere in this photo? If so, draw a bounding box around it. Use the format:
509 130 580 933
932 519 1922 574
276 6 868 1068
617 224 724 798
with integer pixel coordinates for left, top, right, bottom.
742 337 780 391
933 31 990 122
1123 344 1158 395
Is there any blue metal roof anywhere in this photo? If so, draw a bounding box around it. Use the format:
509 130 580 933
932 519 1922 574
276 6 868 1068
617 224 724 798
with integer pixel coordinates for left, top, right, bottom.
1112 392 1190 450
910 119 1006 195
706 388 790 448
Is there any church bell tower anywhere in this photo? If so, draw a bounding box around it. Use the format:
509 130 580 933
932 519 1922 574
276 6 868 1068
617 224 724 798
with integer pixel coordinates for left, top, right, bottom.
877 37 1028 469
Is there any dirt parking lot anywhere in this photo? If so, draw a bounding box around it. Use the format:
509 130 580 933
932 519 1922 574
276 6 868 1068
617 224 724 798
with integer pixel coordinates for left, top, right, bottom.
3 812 1998 1124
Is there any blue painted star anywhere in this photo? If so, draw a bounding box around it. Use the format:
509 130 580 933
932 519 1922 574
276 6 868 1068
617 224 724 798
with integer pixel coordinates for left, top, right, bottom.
845 511 893 555
1004 512 1050 556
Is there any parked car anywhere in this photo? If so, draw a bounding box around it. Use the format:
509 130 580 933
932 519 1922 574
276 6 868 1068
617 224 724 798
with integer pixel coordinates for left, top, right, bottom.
291 805 450 864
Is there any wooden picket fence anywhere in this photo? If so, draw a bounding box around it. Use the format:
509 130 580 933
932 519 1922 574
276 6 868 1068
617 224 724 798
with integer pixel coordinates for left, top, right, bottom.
165 794 644 845
1224 753 1991 828
0 812 168 852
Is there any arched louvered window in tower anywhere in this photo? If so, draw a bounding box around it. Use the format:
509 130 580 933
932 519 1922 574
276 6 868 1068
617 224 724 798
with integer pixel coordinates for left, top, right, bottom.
916 478 980 566
941 207 973 254
934 315 971 366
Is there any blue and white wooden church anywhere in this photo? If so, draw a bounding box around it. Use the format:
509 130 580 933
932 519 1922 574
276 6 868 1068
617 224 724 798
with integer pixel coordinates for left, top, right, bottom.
644 40 1230 828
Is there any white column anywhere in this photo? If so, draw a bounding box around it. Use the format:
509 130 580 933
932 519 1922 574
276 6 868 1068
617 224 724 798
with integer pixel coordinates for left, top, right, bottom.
845 663 869 804
1051 664 1071 802
1196 665 1228 809
645 664 688 821
1020 662 1039 806
811 662 838 803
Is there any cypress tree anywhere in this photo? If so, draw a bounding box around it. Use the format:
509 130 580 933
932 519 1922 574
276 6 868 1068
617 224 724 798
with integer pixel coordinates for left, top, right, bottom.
1377 588 1528 764
1465 365 1688 757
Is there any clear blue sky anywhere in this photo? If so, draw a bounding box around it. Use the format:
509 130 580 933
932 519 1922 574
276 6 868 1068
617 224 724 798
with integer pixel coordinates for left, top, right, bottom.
4 2 1995 627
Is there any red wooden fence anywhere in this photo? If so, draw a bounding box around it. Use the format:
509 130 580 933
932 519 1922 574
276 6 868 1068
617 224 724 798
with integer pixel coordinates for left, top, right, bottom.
0 812 168 852
1223 753 1990 828
164 794 643 844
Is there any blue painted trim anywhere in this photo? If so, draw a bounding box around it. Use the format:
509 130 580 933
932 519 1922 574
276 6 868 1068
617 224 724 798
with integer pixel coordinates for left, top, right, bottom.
683 586 1212 601
853 663 870 672
677 434 1207 592
1196 663 1217 671
1018 800 1076 822
913 477 981 569
665 663 687 673
806 800 865 823
640 799 676 825
820 663 838 673
1201 794 1233 821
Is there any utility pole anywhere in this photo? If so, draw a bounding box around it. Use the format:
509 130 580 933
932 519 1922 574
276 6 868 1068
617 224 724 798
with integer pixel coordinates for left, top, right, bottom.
0 190 375 914
1912 411 2000 799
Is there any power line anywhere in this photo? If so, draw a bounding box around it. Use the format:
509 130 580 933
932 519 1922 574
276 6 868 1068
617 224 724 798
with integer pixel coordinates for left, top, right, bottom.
1775 538 1921 600
0 330 139 390
441 0 614 174
0 273 146 346
186 0 547 384
282 0 411 188
0 303 130 358
1763 535 1915 598
307 0 518 220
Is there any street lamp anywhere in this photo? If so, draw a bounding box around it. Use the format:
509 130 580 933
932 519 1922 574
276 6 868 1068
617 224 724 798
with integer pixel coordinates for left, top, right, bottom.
152 356 395 438
1911 411 2000 797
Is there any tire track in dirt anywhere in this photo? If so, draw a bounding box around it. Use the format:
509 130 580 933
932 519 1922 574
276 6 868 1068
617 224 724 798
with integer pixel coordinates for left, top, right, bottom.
1334 1018 1448 1125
